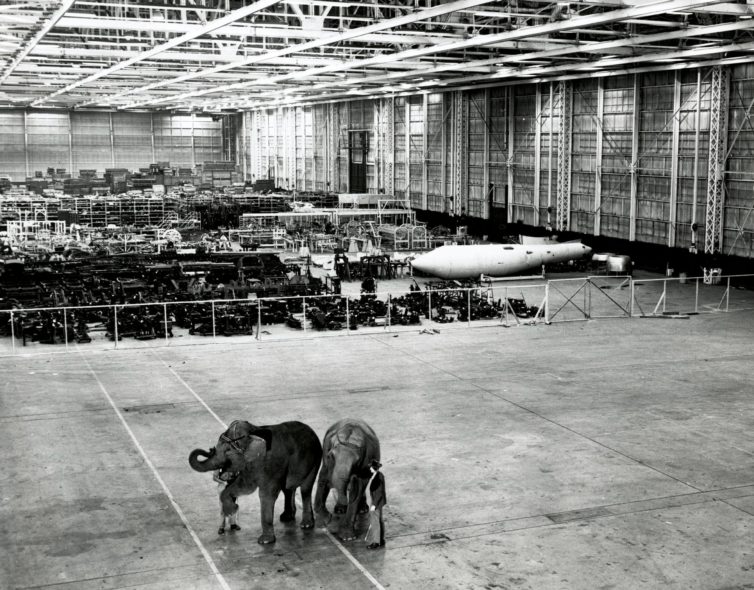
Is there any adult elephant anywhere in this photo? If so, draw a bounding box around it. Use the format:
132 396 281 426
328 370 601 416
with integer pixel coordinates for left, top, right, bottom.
189 420 322 544
314 418 380 541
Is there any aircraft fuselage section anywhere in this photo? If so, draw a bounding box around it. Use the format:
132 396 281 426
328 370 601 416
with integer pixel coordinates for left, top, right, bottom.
410 242 592 280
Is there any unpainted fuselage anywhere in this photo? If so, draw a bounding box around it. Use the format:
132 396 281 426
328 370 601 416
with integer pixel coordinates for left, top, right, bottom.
410 241 592 280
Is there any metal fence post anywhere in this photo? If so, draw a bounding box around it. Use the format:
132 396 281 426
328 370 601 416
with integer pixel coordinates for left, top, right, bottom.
427 289 432 324
257 299 262 340
113 306 119 349
386 294 391 331
63 309 69 349
10 311 15 355
662 280 667 313
545 282 550 324
630 278 635 317
504 287 509 325
211 300 216 339
163 303 169 344
726 276 730 312
467 289 471 327
302 296 307 335
695 278 699 313
345 297 350 334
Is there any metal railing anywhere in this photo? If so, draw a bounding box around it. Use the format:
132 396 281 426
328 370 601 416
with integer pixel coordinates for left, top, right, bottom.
1 273 752 356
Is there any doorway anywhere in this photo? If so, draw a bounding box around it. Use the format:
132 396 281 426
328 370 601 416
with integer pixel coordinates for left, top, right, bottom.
348 130 368 193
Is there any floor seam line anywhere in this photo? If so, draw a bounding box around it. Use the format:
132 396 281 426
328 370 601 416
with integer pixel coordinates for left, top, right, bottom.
78 351 232 590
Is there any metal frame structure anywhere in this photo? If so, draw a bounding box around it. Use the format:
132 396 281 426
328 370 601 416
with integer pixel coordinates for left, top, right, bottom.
1 1 753 111
556 80 572 231
705 65 730 254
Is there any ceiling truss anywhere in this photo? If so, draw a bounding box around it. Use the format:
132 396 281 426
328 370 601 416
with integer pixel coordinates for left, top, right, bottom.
0 0 752 112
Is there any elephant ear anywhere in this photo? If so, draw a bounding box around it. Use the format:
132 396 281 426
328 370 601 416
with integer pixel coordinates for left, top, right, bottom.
243 435 267 465
249 427 273 451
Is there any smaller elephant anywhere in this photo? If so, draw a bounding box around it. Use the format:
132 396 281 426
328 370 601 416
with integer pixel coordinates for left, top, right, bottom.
189 420 322 544
314 418 380 541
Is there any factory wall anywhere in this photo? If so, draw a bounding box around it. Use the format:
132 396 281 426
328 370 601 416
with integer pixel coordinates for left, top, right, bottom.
243 63 754 259
0 110 232 181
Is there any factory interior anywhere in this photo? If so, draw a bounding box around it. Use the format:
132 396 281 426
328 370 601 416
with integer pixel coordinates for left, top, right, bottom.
1 1 753 589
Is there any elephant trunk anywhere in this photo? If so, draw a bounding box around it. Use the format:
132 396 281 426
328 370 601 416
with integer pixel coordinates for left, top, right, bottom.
189 448 221 472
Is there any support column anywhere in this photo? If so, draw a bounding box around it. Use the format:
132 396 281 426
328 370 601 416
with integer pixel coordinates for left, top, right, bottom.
241 111 248 181
507 88 515 224
534 85 542 226
150 112 156 164
705 65 730 254
190 113 196 168
422 92 428 210
483 88 490 219
669 71 681 248
386 97 394 195
691 70 702 251
109 112 115 168
23 110 29 179
629 74 640 242
454 90 467 215
441 95 447 209
547 83 554 227
327 103 340 192
67 111 74 174
594 78 604 236
405 99 410 200
555 80 572 231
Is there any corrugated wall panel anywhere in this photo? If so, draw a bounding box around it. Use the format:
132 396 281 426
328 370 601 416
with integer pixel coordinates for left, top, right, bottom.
725 63 754 257
27 112 69 177
571 80 597 233
153 113 193 167
426 93 444 212
408 96 423 209
600 75 634 240
112 112 152 171
0 111 26 181
512 86 537 224
193 116 223 168
71 112 111 173
636 71 674 245
488 87 507 204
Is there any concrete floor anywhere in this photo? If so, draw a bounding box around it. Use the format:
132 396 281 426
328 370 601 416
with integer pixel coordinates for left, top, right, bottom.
1 305 753 589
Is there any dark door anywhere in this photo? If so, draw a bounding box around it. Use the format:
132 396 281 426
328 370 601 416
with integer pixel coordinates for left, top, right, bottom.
348 131 368 193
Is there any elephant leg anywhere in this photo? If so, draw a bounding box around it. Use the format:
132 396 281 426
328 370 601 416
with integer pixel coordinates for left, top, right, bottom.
299 463 319 529
257 489 277 544
314 476 332 523
280 488 296 523
338 477 365 541
337 501 360 541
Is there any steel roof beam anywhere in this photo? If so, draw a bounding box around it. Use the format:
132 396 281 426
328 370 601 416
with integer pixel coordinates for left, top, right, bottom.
216 19 754 109
75 0 500 108
0 0 76 84
125 0 728 109
55 14 463 45
30 0 279 106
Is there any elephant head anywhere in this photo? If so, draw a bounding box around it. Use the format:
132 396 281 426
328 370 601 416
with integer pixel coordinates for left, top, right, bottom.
315 419 380 541
325 440 366 507
189 420 271 488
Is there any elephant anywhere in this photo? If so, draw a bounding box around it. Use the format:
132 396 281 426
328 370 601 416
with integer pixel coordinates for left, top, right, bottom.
314 418 380 541
189 420 322 544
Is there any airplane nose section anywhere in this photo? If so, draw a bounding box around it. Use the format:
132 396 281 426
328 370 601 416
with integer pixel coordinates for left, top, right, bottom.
410 248 448 278
410 255 431 275
583 244 593 257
